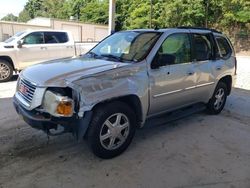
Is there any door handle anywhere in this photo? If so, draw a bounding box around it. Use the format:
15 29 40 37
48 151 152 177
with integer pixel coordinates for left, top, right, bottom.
40 47 47 50
187 71 194 76
216 66 222 70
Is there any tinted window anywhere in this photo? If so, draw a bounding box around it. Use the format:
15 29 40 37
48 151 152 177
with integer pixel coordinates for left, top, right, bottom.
216 37 232 59
157 33 191 64
23 32 44 45
193 34 212 61
44 32 69 44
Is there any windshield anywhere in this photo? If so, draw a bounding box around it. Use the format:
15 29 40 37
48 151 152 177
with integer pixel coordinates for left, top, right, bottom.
4 31 26 43
87 31 161 62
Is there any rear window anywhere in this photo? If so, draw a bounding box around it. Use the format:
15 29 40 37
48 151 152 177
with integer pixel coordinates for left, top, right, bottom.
216 37 232 59
44 32 69 44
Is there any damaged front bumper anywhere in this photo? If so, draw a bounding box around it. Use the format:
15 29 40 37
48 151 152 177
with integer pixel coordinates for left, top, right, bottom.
13 96 92 140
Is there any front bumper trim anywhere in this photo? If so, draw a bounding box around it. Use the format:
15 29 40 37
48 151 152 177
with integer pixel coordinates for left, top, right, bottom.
13 96 92 140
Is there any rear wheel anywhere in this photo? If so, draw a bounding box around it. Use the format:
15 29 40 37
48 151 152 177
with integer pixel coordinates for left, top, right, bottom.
87 101 136 159
0 60 13 82
207 82 228 115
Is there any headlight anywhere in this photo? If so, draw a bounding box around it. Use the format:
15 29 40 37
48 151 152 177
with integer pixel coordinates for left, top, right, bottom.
42 90 74 117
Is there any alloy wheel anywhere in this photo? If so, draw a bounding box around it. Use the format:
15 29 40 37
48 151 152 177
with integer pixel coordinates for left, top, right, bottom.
99 113 130 150
0 63 10 81
214 88 225 110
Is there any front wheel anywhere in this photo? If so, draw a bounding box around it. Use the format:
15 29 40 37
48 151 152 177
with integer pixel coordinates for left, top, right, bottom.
0 60 13 82
207 82 228 115
87 101 136 159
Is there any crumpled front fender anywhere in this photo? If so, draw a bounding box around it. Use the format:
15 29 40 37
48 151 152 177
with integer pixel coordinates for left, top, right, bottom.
67 63 149 124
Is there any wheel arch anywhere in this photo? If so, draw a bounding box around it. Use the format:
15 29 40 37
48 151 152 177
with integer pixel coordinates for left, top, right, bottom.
92 94 143 127
0 56 15 70
218 75 232 95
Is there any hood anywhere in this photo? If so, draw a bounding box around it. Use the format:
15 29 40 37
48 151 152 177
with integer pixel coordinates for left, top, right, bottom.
21 57 129 87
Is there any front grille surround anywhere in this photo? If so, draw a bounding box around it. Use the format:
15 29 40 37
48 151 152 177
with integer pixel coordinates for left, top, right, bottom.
18 78 37 105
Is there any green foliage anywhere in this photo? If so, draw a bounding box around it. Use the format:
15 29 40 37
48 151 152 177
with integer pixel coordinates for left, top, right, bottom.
1 14 18 22
18 10 31 22
1 0 249 34
24 0 43 18
80 0 109 24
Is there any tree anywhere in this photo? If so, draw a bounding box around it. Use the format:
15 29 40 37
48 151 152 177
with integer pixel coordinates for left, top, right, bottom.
24 0 43 18
42 0 67 19
14 0 250 37
1 13 18 22
80 0 109 24
18 10 31 22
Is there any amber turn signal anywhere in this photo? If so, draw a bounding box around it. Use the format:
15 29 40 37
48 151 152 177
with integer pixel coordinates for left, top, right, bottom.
56 101 73 116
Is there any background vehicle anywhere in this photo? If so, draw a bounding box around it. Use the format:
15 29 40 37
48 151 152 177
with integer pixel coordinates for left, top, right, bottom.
0 30 97 82
13 27 237 159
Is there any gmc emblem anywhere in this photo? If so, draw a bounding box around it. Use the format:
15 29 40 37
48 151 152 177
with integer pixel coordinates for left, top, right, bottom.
19 84 29 95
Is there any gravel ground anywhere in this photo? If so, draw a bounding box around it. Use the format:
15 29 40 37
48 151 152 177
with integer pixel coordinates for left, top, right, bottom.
0 57 249 188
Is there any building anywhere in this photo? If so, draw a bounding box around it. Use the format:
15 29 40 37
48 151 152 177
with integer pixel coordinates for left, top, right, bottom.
0 17 109 42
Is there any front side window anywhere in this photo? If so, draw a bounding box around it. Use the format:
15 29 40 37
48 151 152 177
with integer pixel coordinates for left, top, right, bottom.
157 33 191 64
23 32 44 45
44 32 69 44
88 31 161 62
216 37 232 59
193 34 212 61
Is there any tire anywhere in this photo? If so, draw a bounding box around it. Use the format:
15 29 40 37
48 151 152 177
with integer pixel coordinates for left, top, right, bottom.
87 101 136 159
0 60 13 82
207 82 228 115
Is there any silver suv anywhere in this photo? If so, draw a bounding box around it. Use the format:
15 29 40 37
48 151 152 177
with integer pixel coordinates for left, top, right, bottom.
13 27 237 158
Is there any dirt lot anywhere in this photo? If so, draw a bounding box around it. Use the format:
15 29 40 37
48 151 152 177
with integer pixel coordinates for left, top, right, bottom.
0 57 250 188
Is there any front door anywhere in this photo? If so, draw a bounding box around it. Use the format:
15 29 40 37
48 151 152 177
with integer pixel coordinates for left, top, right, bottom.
149 32 197 115
17 32 49 69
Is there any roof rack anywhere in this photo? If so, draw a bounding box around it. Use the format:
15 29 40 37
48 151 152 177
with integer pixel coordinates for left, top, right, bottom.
177 26 222 34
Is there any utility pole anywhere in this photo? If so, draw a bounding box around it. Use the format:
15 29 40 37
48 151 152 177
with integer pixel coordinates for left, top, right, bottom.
109 0 116 34
150 0 153 28
205 0 209 27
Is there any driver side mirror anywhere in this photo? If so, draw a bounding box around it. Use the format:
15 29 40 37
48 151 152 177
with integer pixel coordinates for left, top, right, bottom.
17 40 24 48
151 53 176 69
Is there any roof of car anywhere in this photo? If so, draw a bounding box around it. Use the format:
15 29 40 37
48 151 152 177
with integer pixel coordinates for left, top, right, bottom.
23 29 71 33
129 27 222 34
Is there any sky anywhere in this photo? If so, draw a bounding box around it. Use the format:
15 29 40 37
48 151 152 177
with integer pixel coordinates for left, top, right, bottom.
0 0 28 19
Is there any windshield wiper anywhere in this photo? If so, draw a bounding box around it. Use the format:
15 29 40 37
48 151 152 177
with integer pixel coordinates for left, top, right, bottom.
85 52 128 63
100 54 124 62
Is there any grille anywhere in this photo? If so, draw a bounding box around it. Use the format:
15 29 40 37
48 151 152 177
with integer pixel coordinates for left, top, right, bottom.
18 78 36 104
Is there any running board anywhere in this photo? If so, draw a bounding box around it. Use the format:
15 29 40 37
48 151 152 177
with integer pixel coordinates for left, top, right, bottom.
144 103 206 127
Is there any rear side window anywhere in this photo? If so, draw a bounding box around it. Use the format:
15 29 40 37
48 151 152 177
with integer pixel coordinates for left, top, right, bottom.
44 32 69 44
216 37 232 59
193 34 212 61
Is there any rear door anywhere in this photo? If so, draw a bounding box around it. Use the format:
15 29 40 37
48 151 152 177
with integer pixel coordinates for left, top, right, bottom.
44 32 75 60
190 31 216 102
214 35 235 77
148 31 198 115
